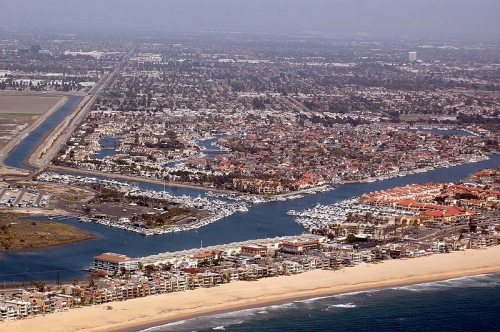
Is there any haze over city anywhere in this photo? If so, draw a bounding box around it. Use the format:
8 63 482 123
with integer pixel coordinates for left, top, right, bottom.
2 1 500 331
1 0 500 41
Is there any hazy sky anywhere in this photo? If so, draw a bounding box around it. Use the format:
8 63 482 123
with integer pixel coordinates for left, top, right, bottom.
1 0 499 41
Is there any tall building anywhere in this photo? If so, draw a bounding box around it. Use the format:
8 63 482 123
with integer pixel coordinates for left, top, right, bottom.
91 252 139 276
30 44 41 53
409 51 417 62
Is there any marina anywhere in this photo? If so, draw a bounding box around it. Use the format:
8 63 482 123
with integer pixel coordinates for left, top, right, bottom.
1 155 500 284
205 185 334 204
288 198 418 233
35 172 249 235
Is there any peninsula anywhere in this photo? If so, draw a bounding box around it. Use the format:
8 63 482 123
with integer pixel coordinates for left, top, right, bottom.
1 245 499 332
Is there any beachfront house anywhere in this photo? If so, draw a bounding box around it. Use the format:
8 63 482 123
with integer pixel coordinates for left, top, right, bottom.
282 260 303 274
280 240 320 255
3 299 30 319
193 251 221 266
241 245 269 257
0 301 17 321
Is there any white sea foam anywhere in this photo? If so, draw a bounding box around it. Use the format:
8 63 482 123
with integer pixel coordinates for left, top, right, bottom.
139 319 189 331
392 274 498 292
268 302 296 310
296 295 333 304
334 289 380 298
212 326 225 330
210 308 255 318
329 303 357 309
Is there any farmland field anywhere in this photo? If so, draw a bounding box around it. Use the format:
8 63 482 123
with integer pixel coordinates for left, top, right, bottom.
0 92 62 114
0 92 64 150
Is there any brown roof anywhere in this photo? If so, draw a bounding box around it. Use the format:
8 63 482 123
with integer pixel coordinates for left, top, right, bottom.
93 253 136 263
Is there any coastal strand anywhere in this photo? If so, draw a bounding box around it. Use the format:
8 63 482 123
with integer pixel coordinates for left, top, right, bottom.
2 245 500 332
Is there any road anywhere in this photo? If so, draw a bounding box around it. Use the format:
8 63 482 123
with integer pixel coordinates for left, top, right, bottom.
26 44 136 170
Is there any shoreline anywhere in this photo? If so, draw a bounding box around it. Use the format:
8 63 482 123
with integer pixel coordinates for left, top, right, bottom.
3 246 500 332
124 271 499 332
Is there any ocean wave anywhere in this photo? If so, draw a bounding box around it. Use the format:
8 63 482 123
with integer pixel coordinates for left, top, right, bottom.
296 295 333 304
334 289 380 298
138 309 249 332
139 319 189 332
392 273 500 292
268 302 296 310
209 308 258 318
329 303 357 309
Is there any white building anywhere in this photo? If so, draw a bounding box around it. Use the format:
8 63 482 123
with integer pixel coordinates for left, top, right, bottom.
91 252 139 276
409 51 417 62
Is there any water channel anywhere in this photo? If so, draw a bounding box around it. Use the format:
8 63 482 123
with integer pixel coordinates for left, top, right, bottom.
3 96 82 170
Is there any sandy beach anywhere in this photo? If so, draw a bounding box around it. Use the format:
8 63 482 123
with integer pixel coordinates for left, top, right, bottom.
2 245 500 332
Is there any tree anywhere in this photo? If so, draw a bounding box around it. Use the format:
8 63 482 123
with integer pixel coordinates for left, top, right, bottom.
144 264 156 274
30 280 46 292
88 276 97 289
346 234 356 243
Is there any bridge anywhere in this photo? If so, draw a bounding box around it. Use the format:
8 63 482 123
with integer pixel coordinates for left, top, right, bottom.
202 148 228 153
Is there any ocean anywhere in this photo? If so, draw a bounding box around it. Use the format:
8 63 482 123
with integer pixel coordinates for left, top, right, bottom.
141 273 500 332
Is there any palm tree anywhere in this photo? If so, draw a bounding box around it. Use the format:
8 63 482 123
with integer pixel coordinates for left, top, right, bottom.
30 280 46 292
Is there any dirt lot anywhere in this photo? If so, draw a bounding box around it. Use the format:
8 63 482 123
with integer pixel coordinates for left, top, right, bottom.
0 92 62 114
0 213 98 251
0 182 98 250
0 114 36 150
0 93 65 150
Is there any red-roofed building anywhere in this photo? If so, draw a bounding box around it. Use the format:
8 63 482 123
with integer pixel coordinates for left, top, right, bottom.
281 241 320 254
241 245 268 257
194 251 221 264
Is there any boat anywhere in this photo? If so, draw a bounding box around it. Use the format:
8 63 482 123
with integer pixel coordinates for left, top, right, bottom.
236 204 249 212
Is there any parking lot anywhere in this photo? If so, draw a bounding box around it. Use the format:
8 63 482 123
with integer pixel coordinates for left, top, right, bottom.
0 186 50 208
